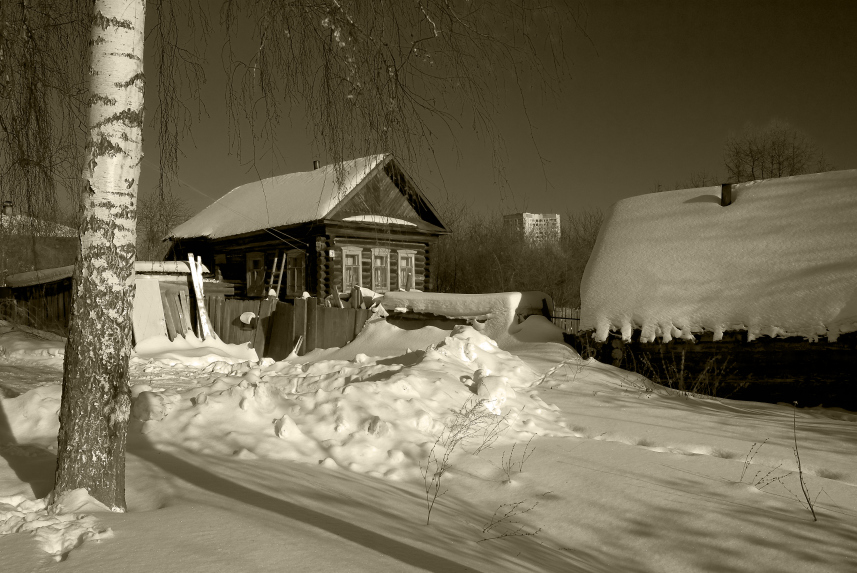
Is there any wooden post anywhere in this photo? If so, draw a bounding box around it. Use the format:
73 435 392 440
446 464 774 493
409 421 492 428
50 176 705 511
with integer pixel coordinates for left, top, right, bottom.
721 183 733 207
294 297 307 355
305 298 318 353
252 297 277 356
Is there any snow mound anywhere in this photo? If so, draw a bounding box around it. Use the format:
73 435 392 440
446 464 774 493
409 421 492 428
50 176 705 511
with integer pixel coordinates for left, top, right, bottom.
378 291 561 347
0 385 62 447
0 321 65 359
582 170 857 342
0 493 113 562
129 325 571 481
132 333 258 366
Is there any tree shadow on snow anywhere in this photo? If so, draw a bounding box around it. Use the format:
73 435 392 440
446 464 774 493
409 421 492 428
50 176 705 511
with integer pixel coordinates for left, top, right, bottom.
0 400 56 498
129 444 486 573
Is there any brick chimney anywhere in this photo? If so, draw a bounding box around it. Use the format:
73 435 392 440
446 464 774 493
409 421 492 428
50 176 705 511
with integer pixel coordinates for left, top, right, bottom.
313 160 320 170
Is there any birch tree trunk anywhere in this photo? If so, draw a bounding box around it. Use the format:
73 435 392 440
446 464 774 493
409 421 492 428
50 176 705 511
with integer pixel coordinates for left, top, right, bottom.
53 0 146 512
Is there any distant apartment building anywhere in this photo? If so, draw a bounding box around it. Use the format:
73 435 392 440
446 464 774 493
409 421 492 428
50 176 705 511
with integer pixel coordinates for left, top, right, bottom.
503 212 561 242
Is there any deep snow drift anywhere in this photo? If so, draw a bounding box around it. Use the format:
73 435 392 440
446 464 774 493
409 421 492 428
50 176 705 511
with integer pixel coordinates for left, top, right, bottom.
1 315 855 572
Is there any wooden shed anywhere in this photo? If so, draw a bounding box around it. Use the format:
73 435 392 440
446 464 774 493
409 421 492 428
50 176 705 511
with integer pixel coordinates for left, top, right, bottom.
0 206 77 288
167 154 449 300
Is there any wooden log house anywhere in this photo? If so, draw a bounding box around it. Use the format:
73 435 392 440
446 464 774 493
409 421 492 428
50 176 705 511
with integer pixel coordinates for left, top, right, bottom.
168 155 449 300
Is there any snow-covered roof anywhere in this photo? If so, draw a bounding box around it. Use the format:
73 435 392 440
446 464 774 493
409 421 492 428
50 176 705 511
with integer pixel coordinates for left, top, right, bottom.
581 169 857 342
170 154 391 239
0 213 76 237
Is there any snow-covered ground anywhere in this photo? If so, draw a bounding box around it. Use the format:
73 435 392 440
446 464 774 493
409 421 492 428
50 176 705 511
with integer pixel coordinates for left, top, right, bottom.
0 315 855 572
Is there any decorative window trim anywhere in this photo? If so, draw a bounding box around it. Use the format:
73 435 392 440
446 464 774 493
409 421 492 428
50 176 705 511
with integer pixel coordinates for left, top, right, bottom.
397 249 416 291
370 247 390 292
341 246 363 290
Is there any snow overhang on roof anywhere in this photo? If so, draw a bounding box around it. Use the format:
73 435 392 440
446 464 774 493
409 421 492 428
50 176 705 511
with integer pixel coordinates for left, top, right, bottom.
170 154 390 239
581 169 857 342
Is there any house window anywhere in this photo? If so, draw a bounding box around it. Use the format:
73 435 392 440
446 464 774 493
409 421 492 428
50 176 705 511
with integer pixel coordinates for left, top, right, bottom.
371 248 390 292
245 252 266 297
286 250 305 296
342 246 363 290
397 249 416 291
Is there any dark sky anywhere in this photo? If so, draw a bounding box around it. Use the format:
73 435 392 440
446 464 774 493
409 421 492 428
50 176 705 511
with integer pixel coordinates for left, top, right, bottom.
139 0 857 219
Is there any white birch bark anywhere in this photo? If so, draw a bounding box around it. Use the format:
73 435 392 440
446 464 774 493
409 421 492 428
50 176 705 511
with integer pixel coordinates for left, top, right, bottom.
53 0 146 512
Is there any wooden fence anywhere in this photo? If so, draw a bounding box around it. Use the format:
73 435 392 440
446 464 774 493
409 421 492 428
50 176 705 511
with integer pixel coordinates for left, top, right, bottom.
552 306 581 334
0 279 72 335
204 296 372 360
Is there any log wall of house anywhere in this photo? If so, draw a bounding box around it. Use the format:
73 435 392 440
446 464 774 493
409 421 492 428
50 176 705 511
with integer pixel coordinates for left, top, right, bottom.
170 222 444 299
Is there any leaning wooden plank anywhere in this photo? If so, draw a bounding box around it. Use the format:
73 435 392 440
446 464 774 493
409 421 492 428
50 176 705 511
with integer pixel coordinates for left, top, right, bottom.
165 289 185 338
274 255 286 297
176 288 191 335
291 334 303 356
188 254 213 340
160 289 177 341
132 279 167 344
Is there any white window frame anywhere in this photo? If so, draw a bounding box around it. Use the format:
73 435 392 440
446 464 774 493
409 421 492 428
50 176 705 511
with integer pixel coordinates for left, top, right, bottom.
397 249 416 291
370 247 390 292
341 246 363 290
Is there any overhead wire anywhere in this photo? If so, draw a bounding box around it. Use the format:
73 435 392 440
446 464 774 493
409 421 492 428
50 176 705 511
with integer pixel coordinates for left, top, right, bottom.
142 158 307 249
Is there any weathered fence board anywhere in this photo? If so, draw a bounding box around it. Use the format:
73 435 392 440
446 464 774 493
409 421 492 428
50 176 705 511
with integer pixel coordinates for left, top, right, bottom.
552 306 581 334
266 302 294 361
293 298 307 355
305 301 318 353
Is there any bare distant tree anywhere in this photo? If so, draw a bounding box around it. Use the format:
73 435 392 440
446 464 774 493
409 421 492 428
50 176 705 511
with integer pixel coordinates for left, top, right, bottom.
724 120 834 183
136 192 190 260
652 170 719 193
435 203 602 309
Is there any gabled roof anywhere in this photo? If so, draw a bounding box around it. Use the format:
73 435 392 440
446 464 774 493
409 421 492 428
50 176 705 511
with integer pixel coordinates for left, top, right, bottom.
581 169 857 342
170 154 446 239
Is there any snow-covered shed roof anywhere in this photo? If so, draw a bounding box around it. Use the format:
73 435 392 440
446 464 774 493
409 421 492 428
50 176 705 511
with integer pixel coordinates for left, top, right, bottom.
170 154 445 239
581 169 857 342
6 261 209 288
0 213 76 237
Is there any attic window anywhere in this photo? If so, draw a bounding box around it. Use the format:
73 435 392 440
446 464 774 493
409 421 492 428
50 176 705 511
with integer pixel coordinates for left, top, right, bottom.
342 246 363 290
371 248 390 292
